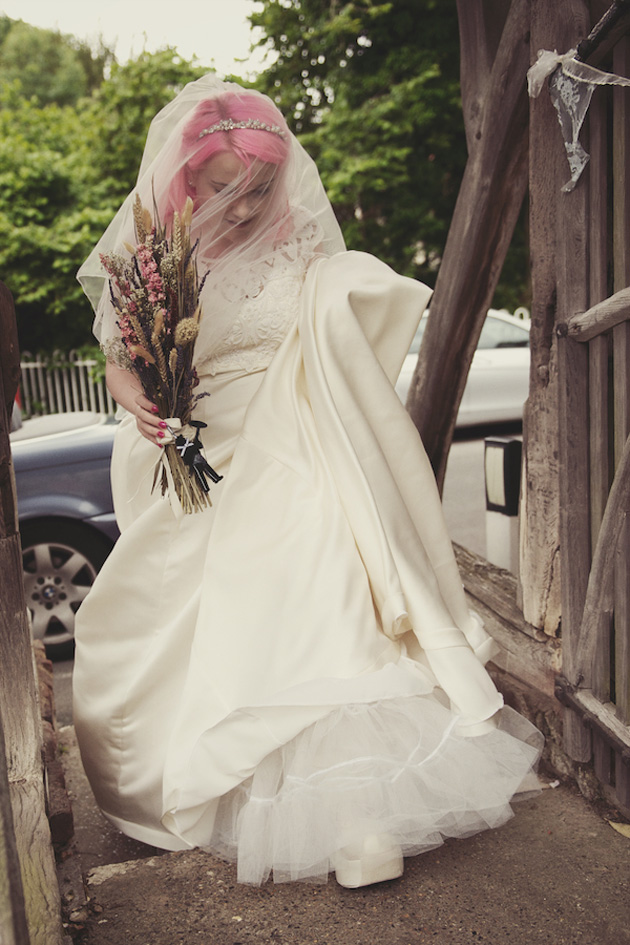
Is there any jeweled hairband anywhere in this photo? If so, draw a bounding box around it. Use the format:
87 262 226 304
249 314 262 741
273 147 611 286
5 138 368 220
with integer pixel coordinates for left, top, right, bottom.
198 118 286 139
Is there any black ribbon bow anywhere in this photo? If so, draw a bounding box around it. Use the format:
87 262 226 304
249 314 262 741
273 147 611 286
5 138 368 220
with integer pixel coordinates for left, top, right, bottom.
174 421 223 493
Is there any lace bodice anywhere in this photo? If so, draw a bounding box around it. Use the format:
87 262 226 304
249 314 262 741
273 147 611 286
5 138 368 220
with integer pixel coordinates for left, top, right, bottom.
99 208 323 377
194 209 321 378
195 260 305 377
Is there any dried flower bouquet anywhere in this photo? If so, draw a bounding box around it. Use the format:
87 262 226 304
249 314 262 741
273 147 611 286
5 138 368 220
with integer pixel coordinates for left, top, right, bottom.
101 194 221 513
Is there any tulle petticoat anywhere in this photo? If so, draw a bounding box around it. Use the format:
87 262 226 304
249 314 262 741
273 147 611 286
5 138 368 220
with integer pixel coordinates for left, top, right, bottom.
200 697 542 885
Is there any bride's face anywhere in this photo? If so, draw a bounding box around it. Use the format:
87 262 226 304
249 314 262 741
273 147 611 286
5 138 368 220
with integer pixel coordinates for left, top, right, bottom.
192 152 277 244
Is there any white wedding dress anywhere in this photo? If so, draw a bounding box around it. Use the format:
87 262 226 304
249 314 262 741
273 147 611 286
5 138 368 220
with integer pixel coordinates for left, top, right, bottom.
74 235 541 885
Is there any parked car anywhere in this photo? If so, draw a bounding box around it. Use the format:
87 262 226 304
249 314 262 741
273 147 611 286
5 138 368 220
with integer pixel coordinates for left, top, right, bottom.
395 309 531 426
11 411 118 656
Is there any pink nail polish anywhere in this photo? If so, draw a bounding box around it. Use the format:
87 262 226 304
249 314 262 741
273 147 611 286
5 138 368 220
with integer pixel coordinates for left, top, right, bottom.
159 421 167 429
151 405 159 414
157 431 164 439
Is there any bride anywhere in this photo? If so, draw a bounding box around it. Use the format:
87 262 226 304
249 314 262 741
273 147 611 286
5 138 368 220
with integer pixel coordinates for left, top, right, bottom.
74 74 541 888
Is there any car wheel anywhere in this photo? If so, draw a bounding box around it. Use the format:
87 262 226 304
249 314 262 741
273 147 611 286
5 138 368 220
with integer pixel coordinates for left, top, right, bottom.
20 520 112 658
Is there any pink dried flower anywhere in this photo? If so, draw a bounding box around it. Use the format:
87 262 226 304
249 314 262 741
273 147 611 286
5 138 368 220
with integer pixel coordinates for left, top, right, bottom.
100 196 211 513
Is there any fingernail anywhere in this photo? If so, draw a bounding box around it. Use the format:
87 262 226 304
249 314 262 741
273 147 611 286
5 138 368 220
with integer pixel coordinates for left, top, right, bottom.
157 431 164 439
151 405 159 414
159 421 167 429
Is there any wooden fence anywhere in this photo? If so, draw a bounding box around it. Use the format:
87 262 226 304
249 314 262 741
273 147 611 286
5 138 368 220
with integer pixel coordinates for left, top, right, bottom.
554 29 630 815
19 352 115 417
557 299 630 814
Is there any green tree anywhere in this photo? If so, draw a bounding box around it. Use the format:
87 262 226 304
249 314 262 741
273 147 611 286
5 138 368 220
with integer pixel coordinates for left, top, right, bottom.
0 46 207 353
251 0 466 283
86 49 206 203
0 20 103 106
0 14 13 47
72 37 115 95
250 0 528 306
0 85 113 351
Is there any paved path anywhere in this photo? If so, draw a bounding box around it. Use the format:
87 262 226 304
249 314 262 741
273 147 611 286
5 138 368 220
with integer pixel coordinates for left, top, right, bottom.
58 728 629 945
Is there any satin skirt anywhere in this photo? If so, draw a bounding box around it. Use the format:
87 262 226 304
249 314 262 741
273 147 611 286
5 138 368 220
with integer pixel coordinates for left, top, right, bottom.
73 359 541 885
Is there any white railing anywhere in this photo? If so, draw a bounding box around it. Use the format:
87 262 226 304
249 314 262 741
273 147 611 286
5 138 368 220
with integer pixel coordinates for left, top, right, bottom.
19 351 115 417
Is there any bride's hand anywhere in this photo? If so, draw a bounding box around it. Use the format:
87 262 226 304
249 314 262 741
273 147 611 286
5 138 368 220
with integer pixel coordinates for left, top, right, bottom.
105 361 168 446
133 392 167 445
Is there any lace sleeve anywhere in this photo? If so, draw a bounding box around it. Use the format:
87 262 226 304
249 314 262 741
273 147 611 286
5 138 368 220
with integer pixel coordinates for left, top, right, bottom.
278 205 326 265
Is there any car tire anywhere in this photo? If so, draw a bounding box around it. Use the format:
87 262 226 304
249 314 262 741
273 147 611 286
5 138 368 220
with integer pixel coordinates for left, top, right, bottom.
20 519 112 659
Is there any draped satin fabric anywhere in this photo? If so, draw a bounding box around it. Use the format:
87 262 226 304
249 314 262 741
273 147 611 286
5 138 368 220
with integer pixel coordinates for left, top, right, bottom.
74 251 540 882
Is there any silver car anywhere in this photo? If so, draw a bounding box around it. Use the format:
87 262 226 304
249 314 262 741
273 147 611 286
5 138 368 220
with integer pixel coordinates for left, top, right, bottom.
11 411 118 656
395 309 531 426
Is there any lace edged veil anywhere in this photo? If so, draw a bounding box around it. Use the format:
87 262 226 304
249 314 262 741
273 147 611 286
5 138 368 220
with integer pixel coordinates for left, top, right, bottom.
77 74 345 349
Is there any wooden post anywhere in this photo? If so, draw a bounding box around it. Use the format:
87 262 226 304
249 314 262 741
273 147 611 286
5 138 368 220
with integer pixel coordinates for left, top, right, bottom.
556 134 593 761
612 34 630 807
557 332 592 762
0 713 31 945
520 0 591 636
587 85 613 727
0 283 64 945
405 0 531 491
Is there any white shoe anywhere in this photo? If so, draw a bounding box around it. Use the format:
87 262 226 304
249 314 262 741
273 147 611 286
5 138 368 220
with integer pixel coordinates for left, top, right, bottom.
334 833 404 888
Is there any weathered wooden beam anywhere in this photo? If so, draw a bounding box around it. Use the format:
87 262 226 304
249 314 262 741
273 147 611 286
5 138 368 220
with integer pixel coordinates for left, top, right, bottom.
612 35 630 729
564 286 630 340
571 432 630 686
613 319 630 725
407 0 531 490
0 712 31 945
557 333 592 763
521 0 592 638
576 0 630 61
0 287 64 945
524 0 594 758
454 544 561 698
454 544 546 641
8 780 65 945
0 282 32 945
555 679 630 757
589 334 613 703
457 0 511 151
557 336 592 762
586 88 612 709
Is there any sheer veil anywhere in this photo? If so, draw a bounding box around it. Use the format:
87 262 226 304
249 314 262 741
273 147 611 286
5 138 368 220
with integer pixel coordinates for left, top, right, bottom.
77 74 345 350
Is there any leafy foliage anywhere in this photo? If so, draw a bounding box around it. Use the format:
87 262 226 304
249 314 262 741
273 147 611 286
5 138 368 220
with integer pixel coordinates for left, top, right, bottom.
0 17 112 105
0 33 206 353
0 8 528 356
250 0 529 305
0 85 107 351
87 50 205 202
251 0 467 283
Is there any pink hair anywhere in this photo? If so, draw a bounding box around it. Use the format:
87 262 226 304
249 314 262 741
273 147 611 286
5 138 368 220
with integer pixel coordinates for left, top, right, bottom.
166 91 291 219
